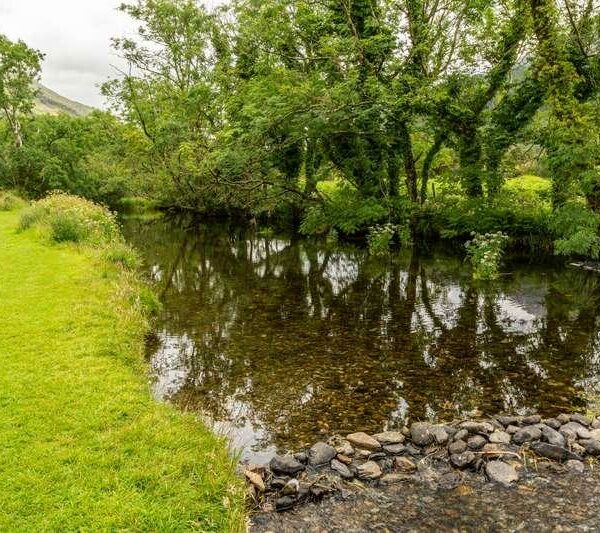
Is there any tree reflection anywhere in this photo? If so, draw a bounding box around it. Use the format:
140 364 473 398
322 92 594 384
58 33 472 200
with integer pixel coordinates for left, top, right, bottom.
123 216 600 455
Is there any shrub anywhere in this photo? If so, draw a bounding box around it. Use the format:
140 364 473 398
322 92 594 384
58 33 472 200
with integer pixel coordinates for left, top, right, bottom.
105 243 141 270
465 232 509 280
0 191 26 211
368 224 396 256
550 202 600 259
18 193 120 245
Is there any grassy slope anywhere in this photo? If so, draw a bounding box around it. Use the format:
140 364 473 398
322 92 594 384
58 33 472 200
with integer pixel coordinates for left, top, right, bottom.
34 83 94 117
0 210 244 531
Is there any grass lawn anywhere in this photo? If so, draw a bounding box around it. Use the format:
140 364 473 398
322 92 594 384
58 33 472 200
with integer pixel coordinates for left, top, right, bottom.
0 209 245 531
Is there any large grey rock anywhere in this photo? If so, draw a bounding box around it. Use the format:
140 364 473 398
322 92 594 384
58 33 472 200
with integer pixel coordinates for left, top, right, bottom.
485 461 518 486
308 442 337 466
579 439 600 455
467 435 487 450
431 426 450 444
570 413 591 427
496 415 521 427
459 421 495 434
448 440 467 455
565 459 585 473
270 455 305 475
489 431 511 445
450 451 475 469
410 422 434 446
373 431 405 445
395 456 417 472
540 425 566 447
330 458 353 479
453 429 469 441
383 443 406 454
512 425 542 445
522 415 541 425
544 418 562 430
589 429 600 441
357 460 382 480
347 432 382 451
530 442 581 462
560 422 592 440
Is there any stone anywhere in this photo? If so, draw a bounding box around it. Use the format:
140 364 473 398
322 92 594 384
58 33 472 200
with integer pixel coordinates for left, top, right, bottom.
336 454 353 465
459 421 495 434
383 443 406 455
308 442 337 467
467 435 487 450
453 429 469 441
282 479 299 495
572 442 586 456
560 422 592 440
331 458 353 479
373 431 405 445
410 422 434 446
275 496 296 511
432 426 449 444
489 431 511 445
448 440 468 455
244 470 265 492
522 415 541 425
395 456 417 472
450 451 476 469
540 425 566 447
293 451 307 463
357 460 382 480
356 449 372 459
336 441 355 456
380 473 409 485
530 442 581 462
557 414 571 424
368 452 386 461
347 432 382 451
439 471 462 490
496 415 520 427
270 455 305 476
506 425 520 435
485 461 518 486
565 459 585 473
512 425 542 445
589 429 600 441
544 418 562 430
579 439 600 455
481 443 510 459
592 418 600 430
405 443 422 456
570 413 591 426
270 477 288 490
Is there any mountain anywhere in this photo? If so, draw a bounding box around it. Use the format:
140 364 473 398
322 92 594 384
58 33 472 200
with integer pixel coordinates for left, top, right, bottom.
34 83 95 117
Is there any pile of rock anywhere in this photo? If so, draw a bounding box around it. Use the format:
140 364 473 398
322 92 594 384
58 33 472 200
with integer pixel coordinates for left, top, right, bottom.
244 413 600 512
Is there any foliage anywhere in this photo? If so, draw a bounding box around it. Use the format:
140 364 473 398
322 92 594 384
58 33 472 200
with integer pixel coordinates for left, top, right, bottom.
550 201 600 258
19 193 120 245
0 34 44 148
0 209 244 531
465 231 509 280
0 190 25 211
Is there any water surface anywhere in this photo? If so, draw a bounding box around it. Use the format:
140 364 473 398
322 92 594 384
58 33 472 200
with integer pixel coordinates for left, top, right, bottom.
123 216 600 461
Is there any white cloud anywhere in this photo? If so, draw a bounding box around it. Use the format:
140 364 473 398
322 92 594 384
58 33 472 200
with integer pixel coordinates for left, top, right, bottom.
0 0 223 108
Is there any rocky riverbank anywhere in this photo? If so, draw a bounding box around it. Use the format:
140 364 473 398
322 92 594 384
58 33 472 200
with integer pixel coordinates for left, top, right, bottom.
243 413 600 513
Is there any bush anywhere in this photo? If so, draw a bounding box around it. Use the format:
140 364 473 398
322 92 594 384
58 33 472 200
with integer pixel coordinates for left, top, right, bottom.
19 193 120 245
0 190 26 211
550 201 600 259
465 232 509 280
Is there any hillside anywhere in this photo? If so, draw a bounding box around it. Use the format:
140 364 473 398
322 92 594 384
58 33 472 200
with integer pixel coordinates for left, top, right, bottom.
34 83 95 117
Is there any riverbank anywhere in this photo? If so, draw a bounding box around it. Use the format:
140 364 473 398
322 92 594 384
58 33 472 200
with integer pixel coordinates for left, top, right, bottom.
0 204 244 531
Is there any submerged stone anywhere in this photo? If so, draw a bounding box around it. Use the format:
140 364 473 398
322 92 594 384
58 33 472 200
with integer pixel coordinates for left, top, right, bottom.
485 461 518 486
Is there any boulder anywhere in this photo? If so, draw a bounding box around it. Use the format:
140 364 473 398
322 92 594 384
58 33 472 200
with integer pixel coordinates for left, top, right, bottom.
496 415 521 427
373 431 405 445
331 458 353 479
308 442 337 467
448 440 468 455
579 439 600 455
459 421 494 434
395 456 417 472
570 413 591 427
540 425 566 448
467 435 487 450
450 451 475 469
270 455 305 476
543 418 562 430
530 442 581 462
565 459 585 473
432 426 450 444
560 422 592 440
485 461 518 486
347 432 382 451
244 470 265 492
410 422 434 446
522 415 541 425
357 460 382 480
512 425 542 445
489 431 511 445
383 443 406 455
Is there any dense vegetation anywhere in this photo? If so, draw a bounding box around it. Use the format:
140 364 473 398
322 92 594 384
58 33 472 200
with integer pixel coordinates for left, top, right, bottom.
1 0 600 257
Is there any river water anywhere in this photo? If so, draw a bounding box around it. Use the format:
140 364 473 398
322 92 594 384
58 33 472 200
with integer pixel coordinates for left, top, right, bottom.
123 216 600 462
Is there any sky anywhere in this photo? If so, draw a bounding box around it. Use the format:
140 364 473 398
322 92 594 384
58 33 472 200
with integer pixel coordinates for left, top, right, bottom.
0 0 221 109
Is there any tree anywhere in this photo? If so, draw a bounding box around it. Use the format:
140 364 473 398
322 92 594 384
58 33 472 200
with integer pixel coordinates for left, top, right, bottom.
0 35 44 148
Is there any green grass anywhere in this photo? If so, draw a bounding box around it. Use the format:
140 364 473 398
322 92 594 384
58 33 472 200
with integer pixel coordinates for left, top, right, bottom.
0 208 245 531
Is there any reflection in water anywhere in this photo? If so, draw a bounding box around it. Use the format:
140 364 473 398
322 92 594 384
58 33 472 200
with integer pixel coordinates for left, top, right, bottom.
123 216 600 460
